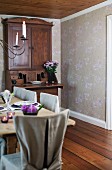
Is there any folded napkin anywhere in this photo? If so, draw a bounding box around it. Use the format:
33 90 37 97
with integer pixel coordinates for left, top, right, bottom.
0 106 7 112
9 105 21 111
11 104 21 108
0 106 4 110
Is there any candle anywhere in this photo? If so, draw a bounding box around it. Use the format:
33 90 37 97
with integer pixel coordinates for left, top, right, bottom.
1 116 8 123
7 112 15 119
16 32 18 45
22 21 26 38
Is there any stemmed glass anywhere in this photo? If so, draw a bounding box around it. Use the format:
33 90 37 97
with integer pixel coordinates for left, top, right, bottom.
5 99 11 111
2 90 13 111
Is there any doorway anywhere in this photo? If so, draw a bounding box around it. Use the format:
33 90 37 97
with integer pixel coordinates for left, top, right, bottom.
106 15 112 130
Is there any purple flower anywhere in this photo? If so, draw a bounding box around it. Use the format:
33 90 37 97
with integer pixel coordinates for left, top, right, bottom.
43 60 59 73
21 105 28 112
27 105 37 113
21 104 37 113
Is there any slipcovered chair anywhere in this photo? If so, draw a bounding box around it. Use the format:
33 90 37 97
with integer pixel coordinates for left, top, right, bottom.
1 109 69 170
13 86 37 103
0 138 6 168
40 92 60 113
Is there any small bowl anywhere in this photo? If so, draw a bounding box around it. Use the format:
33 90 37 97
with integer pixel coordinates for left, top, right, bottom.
22 111 38 116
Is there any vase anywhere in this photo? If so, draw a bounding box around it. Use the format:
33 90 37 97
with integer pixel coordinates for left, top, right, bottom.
47 72 58 84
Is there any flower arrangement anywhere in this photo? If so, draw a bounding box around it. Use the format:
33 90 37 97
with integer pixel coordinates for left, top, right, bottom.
21 104 43 115
44 61 59 73
21 105 37 114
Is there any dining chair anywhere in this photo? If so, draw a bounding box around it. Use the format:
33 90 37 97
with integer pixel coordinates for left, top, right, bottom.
40 92 60 113
0 138 6 168
1 109 69 170
13 86 37 102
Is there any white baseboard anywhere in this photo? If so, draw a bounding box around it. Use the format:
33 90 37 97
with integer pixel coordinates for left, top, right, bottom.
61 107 106 129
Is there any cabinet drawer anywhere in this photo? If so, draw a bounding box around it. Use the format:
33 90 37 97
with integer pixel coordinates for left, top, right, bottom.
16 79 24 85
11 75 18 80
10 71 18 75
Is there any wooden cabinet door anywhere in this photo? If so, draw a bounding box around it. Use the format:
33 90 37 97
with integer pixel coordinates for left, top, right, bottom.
3 18 52 71
8 23 31 70
31 25 52 69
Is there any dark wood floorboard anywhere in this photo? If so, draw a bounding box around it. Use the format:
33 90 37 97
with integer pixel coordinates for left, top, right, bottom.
62 118 112 170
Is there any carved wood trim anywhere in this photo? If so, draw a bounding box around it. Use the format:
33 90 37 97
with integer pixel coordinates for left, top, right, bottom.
2 17 53 26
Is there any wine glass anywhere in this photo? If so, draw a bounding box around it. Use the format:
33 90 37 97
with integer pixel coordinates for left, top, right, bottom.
4 98 11 111
3 90 12 111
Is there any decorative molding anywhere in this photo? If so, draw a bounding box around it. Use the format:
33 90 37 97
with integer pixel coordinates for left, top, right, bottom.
61 107 106 129
106 15 112 130
61 0 112 22
0 15 58 23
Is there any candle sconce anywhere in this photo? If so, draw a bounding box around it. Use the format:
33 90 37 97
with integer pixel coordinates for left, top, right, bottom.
0 21 27 59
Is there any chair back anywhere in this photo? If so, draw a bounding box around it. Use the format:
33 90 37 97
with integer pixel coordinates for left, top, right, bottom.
14 109 69 170
40 92 60 113
13 86 37 102
0 138 6 169
0 138 6 158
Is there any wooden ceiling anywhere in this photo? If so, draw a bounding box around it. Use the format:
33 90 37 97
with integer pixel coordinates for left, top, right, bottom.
0 0 107 19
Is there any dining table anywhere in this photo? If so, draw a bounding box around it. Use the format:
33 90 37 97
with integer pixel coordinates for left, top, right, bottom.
0 96 75 154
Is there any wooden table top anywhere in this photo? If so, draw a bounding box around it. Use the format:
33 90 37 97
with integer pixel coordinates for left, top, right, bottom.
0 97 57 136
0 96 75 136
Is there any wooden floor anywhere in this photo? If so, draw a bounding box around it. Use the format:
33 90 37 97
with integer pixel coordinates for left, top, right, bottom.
62 118 112 170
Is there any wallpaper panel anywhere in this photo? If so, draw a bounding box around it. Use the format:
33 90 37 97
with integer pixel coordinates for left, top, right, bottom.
0 22 5 91
61 5 112 121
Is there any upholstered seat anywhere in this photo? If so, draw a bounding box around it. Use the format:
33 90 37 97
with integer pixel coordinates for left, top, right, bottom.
1 109 69 170
1 153 21 170
40 92 60 113
13 86 37 102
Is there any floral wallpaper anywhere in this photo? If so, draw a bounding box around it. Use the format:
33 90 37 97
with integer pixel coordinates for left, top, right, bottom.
61 5 112 121
0 20 5 91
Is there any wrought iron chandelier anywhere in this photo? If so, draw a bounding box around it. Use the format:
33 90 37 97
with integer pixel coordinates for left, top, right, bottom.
0 21 27 59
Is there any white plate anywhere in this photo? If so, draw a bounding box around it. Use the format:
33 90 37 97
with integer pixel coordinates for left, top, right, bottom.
30 81 42 84
14 101 35 106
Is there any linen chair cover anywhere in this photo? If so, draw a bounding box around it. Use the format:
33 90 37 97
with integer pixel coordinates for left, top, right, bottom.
13 86 37 102
25 89 37 102
1 109 69 170
0 138 6 157
40 92 60 113
0 138 6 168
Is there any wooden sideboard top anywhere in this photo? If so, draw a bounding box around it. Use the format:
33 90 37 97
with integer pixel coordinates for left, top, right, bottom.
15 83 63 90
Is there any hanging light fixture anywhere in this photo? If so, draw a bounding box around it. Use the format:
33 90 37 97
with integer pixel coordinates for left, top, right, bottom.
0 21 27 59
